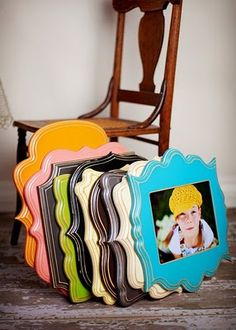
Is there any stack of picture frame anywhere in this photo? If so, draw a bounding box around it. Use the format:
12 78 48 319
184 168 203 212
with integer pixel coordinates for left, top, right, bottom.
13 121 230 307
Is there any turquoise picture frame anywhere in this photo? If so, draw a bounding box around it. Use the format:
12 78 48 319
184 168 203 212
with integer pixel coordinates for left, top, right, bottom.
128 149 230 292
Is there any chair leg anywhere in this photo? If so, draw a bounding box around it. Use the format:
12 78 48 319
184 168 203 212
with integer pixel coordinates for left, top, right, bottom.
10 128 28 245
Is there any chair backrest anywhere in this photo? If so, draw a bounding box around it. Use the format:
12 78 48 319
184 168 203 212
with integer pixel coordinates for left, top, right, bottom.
111 0 182 154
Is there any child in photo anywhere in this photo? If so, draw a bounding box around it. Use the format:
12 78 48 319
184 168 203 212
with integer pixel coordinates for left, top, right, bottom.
165 184 217 259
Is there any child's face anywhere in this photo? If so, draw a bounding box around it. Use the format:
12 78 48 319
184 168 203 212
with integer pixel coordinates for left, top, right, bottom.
176 205 201 241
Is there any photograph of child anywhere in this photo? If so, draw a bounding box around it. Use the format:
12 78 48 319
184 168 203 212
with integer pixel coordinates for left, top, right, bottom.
151 182 218 262
166 184 218 259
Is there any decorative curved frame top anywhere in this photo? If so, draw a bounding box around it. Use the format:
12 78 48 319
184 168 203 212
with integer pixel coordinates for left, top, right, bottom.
113 158 181 299
24 142 126 285
128 149 229 292
68 152 146 289
98 169 146 306
25 146 90 285
13 120 108 267
113 161 148 289
74 169 116 305
53 174 91 303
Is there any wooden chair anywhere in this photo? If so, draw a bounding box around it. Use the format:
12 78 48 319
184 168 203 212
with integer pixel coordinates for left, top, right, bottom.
11 0 183 244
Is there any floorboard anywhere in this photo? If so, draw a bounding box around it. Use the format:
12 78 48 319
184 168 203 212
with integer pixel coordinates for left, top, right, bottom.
0 210 236 329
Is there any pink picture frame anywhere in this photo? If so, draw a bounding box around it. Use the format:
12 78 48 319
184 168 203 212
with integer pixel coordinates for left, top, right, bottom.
24 142 128 284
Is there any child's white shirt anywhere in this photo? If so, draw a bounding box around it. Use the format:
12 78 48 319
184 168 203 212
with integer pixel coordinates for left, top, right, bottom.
168 219 214 256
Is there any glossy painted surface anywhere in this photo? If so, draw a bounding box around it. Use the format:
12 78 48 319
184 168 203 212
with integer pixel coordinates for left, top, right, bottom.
98 170 146 306
75 169 116 305
68 153 145 289
38 144 127 291
13 120 108 267
53 174 91 303
114 161 148 289
25 147 91 284
24 142 127 284
113 158 180 298
128 149 229 292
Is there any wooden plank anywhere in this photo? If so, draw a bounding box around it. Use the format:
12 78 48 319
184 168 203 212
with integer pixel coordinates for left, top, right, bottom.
0 211 236 329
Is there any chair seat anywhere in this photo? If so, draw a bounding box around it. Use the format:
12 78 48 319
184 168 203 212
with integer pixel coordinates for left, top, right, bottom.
14 118 160 137
13 119 68 133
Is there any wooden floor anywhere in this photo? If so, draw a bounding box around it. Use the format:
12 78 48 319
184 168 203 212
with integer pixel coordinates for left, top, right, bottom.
0 210 236 330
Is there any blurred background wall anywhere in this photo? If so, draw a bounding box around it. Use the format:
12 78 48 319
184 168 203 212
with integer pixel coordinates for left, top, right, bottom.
0 0 235 212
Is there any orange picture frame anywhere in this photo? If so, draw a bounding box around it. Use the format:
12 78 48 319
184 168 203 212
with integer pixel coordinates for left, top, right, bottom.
13 120 108 267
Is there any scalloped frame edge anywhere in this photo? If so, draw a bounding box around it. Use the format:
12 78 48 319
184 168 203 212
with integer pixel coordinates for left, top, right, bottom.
128 148 229 292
